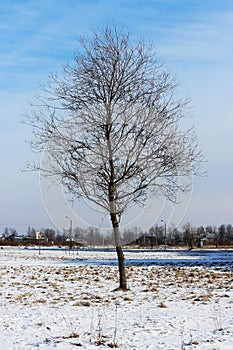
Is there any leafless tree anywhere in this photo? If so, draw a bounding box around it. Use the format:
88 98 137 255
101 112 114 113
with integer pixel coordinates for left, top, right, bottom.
183 222 196 249
27 25 203 290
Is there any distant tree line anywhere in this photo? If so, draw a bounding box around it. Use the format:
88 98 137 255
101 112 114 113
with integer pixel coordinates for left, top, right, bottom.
147 223 233 248
1 223 233 248
0 225 142 246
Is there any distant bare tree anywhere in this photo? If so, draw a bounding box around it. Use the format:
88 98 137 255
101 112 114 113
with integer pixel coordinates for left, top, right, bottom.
27 226 37 239
122 227 142 245
226 224 233 245
218 224 226 246
43 228 56 242
27 26 203 290
183 222 196 249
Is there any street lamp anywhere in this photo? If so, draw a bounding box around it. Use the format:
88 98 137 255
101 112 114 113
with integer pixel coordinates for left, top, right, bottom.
161 219 167 250
65 216 73 252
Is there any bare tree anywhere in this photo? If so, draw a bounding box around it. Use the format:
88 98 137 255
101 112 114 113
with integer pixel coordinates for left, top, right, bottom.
27 26 203 290
183 222 196 249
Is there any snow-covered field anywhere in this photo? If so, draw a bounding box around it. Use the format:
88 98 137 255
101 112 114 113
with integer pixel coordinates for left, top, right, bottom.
1 247 233 349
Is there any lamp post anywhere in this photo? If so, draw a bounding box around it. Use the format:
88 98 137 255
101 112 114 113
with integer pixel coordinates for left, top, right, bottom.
161 219 167 250
36 231 42 255
65 216 73 253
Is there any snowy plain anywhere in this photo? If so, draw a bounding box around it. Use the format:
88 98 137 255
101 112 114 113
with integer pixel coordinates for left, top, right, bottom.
1 247 233 349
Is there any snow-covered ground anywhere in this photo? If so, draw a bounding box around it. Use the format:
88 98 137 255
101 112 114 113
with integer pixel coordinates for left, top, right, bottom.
1 247 233 349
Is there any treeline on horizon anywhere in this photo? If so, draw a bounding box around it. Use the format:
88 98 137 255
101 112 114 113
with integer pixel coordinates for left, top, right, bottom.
1 223 233 248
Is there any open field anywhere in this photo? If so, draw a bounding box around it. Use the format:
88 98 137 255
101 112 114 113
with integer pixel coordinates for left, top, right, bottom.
1 247 233 349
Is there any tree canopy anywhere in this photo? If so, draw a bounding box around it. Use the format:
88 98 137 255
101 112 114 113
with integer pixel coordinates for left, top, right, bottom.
27 25 203 290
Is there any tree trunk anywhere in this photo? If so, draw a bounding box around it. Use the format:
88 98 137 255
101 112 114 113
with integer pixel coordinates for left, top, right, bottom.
116 245 127 290
106 117 127 291
111 212 127 290
112 224 127 290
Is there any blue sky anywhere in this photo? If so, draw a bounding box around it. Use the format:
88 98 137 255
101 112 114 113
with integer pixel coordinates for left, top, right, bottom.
0 0 232 233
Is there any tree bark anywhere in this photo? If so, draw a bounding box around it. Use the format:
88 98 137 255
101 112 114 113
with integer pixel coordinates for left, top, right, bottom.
111 222 127 290
106 114 127 291
116 245 127 290
110 200 127 290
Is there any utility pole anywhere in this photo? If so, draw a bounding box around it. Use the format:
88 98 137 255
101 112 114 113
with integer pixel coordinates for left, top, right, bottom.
65 216 73 254
161 219 167 250
36 231 42 255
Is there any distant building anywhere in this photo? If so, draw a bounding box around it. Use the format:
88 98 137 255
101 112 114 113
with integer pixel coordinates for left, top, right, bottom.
135 234 157 247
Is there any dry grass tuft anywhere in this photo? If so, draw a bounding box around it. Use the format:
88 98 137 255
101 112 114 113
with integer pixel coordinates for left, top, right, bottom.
158 301 167 308
73 300 91 307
